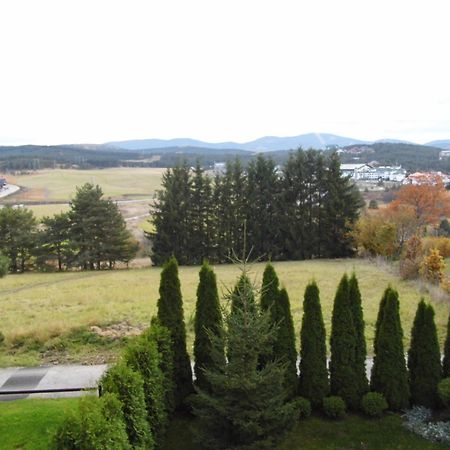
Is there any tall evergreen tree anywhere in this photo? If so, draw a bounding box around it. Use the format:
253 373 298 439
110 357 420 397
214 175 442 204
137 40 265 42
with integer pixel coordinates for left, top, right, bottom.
374 287 391 356
298 281 329 407
329 274 359 409
260 262 279 312
370 288 410 410
157 256 193 407
443 312 450 377
408 300 442 408
194 261 225 391
192 267 298 450
348 273 369 400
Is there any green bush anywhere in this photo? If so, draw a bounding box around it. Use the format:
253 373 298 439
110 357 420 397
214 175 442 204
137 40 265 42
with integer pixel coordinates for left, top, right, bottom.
438 378 450 406
323 396 346 419
53 394 130 449
0 252 9 277
297 397 312 419
361 392 388 418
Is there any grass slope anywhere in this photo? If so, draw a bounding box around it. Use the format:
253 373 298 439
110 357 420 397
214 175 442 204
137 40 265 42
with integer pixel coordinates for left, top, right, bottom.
1 259 449 367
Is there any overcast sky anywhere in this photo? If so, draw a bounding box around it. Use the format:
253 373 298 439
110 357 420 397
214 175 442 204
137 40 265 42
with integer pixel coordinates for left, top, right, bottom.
0 0 449 146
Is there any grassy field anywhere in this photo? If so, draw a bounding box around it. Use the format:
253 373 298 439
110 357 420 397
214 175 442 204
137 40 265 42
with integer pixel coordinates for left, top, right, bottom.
0 399 444 450
1 259 449 367
3 167 165 203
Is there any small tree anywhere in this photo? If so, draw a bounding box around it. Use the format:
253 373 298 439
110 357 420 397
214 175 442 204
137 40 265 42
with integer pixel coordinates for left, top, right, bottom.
370 288 409 410
298 281 329 408
157 256 193 408
194 261 225 391
329 274 359 409
101 363 154 449
420 248 445 284
400 235 423 280
443 313 450 377
408 300 442 408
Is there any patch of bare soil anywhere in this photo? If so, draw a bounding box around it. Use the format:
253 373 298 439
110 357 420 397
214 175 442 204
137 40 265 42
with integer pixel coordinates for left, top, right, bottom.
89 322 146 339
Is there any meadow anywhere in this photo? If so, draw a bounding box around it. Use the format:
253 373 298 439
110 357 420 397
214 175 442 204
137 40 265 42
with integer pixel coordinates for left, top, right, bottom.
1 259 449 367
2 167 165 203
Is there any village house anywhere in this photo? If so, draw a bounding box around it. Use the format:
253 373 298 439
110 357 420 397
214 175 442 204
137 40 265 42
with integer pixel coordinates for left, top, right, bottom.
403 171 450 185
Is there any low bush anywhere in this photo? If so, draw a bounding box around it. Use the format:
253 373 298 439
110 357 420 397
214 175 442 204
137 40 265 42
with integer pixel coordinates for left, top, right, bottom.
403 406 450 444
297 397 312 419
438 378 450 406
361 392 388 418
422 237 450 258
53 394 130 449
323 396 346 419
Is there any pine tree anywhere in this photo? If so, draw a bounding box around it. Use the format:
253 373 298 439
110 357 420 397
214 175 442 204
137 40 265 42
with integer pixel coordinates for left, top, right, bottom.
157 256 193 407
192 267 299 450
370 288 410 410
298 281 329 407
443 313 450 377
194 261 225 391
329 274 359 409
408 300 442 408
348 273 369 400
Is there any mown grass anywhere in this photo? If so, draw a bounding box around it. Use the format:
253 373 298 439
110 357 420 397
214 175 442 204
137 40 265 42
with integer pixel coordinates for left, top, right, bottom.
5 167 164 203
0 398 78 450
1 259 449 367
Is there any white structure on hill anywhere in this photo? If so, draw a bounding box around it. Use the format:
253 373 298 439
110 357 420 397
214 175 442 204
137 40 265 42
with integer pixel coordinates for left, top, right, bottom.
340 164 406 182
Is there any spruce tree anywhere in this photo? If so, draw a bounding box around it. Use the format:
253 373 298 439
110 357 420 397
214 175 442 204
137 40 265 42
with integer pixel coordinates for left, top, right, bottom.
329 274 359 409
298 281 329 407
443 313 450 377
370 288 410 410
192 267 298 450
408 300 442 408
157 256 193 407
194 261 225 391
348 273 369 400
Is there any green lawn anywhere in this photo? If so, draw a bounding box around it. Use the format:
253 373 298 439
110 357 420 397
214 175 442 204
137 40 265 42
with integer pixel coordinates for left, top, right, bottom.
1 259 449 367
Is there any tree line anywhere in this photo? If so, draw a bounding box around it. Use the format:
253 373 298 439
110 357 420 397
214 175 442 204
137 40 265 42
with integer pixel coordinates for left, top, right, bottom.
0 183 137 272
54 256 450 448
150 150 363 265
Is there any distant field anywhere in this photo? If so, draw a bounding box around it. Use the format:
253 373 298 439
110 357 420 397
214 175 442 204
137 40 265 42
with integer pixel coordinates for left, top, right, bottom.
2 167 165 203
1 259 449 367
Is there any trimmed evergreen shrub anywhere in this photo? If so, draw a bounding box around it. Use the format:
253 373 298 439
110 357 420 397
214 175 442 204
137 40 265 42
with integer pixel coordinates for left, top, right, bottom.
329 274 359 409
53 394 130 450
371 288 410 410
194 261 225 391
260 262 279 312
408 300 442 408
298 281 329 408
443 314 450 377
438 378 450 406
361 392 388 418
157 256 193 407
297 397 312 419
323 396 346 419
101 362 154 449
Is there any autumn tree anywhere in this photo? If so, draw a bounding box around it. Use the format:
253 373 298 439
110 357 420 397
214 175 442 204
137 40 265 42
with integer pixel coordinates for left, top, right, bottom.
420 248 445 284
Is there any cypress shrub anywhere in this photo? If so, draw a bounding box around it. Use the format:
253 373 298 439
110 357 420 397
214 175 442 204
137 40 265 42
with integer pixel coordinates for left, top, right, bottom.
101 363 154 449
323 396 346 419
373 287 391 355
443 313 450 377
408 300 442 408
437 378 450 406
125 333 167 444
260 262 279 312
361 392 388 418
329 274 359 409
370 288 410 410
348 273 369 399
194 261 225 391
157 256 193 407
298 281 329 407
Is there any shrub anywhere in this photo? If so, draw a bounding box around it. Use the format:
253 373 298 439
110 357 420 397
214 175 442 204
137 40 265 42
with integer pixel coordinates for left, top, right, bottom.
399 235 423 280
422 237 450 258
53 394 130 449
368 199 378 209
361 392 388 418
420 248 445 284
323 396 346 419
0 331 4 346
297 397 312 419
0 253 9 277
403 406 450 444
438 378 450 406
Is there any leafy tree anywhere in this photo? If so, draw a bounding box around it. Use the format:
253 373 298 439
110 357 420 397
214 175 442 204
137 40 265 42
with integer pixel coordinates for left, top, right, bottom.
194 261 225 391
101 363 154 449
329 274 359 409
298 281 329 407
348 273 369 400
0 205 37 272
157 256 193 407
443 313 450 377
370 288 409 410
192 267 299 450
408 300 442 408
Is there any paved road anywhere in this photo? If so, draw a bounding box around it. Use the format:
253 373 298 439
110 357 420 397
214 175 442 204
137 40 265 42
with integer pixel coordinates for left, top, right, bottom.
0 365 107 401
